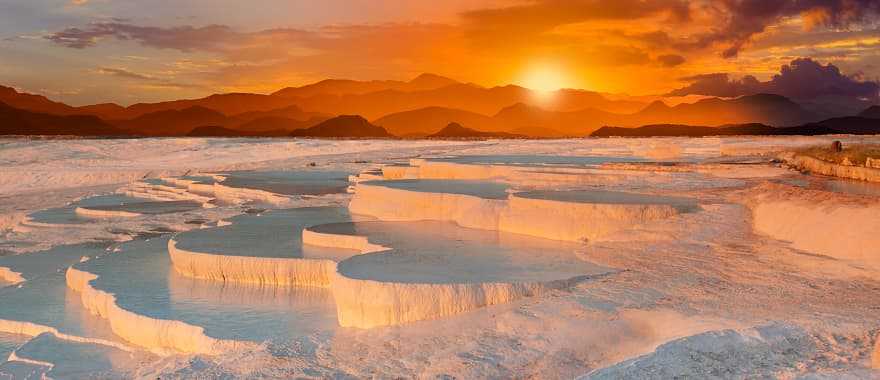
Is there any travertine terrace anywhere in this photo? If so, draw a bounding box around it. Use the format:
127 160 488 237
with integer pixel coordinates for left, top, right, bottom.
1 137 879 378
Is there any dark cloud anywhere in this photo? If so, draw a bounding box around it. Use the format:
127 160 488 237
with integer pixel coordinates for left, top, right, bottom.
460 0 691 48
668 73 762 97
668 58 880 100
698 0 880 58
45 22 311 53
657 54 686 67
461 0 691 26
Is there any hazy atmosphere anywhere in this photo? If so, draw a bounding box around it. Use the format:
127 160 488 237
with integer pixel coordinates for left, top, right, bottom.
1 1 879 379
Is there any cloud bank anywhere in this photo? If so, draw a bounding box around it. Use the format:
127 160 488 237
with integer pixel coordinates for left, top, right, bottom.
668 58 880 101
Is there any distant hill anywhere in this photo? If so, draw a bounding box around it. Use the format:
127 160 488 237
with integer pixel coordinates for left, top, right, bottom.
273 73 459 98
120 93 297 120
427 122 525 139
232 104 329 124
629 94 818 127
492 103 622 137
116 106 229 136
859 105 880 119
285 82 647 120
805 117 880 134
374 106 499 137
0 76 870 138
0 101 122 136
0 85 77 115
372 93 825 138
590 123 834 137
235 116 327 133
186 125 288 137
75 103 128 119
290 115 392 138
591 117 880 137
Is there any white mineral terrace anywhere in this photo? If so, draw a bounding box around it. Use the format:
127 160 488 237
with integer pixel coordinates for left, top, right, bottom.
780 152 880 183
743 182 880 270
165 208 609 329
2 138 880 378
350 179 698 242
65 266 252 355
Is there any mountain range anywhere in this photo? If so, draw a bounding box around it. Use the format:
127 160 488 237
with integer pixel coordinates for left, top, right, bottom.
1 74 878 138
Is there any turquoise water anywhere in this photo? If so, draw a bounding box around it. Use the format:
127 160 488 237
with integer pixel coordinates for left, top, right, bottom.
362 179 510 199
77 236 339 343
435 155 646 166
28 194 139 225
0 332 27 361
514 190 698 209
0 243 111 282
315 221 610 284
0 333 137 379
174 207 362 258
219 170 352 196
0 270 119 342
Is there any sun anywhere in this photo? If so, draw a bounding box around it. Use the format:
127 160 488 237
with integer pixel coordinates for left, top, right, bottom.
518 62 572 94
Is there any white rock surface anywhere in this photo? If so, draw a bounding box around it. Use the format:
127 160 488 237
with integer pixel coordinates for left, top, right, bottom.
65 266 251 355
745 182 880 270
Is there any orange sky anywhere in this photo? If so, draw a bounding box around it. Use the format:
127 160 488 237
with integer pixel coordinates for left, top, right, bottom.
0 0 878 105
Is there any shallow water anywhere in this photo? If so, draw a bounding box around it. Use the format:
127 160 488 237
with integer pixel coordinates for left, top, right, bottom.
435 155 646 167
78 237 339 343
0 270 120 342
0 333 138 378
363 179 510 199
219 170 352 196
321 221 610 284
515 189 698 208
28 194 140 225
0 332 27 360
81 200 202 215
0 242 110 282
174 207 362 258
824 178 880 197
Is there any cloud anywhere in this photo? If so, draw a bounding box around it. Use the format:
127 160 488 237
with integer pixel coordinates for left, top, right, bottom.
657 54 686 67
668 57 879 100
95 67 155 81
46 22 273 51
93 66 207 91
461 0 691 29
695 0 880 58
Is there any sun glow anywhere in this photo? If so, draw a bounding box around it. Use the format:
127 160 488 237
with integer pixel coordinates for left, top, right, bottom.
518 62 573 94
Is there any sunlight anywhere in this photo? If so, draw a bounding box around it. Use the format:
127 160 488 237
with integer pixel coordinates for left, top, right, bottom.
518 62 572 94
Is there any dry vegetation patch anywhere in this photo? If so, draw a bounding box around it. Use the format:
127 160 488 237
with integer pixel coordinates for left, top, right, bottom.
795 144 880 167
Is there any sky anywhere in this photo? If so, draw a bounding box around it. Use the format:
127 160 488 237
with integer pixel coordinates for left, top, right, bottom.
0 0 878 106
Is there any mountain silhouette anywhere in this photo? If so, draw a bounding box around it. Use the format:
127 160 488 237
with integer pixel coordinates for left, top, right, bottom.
232 104 328 124
0 101 121 136
187 125 289 137
273 73 458 99
276 78 647 120
374 106 499 137
628 94 818 127
0 76 873 138
290 115 392 138
859 105 880 119
805 116 880 134
428 122 525 139
592 117 880 137
235 116 328 133
0 85 77 115
117 106 229 136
